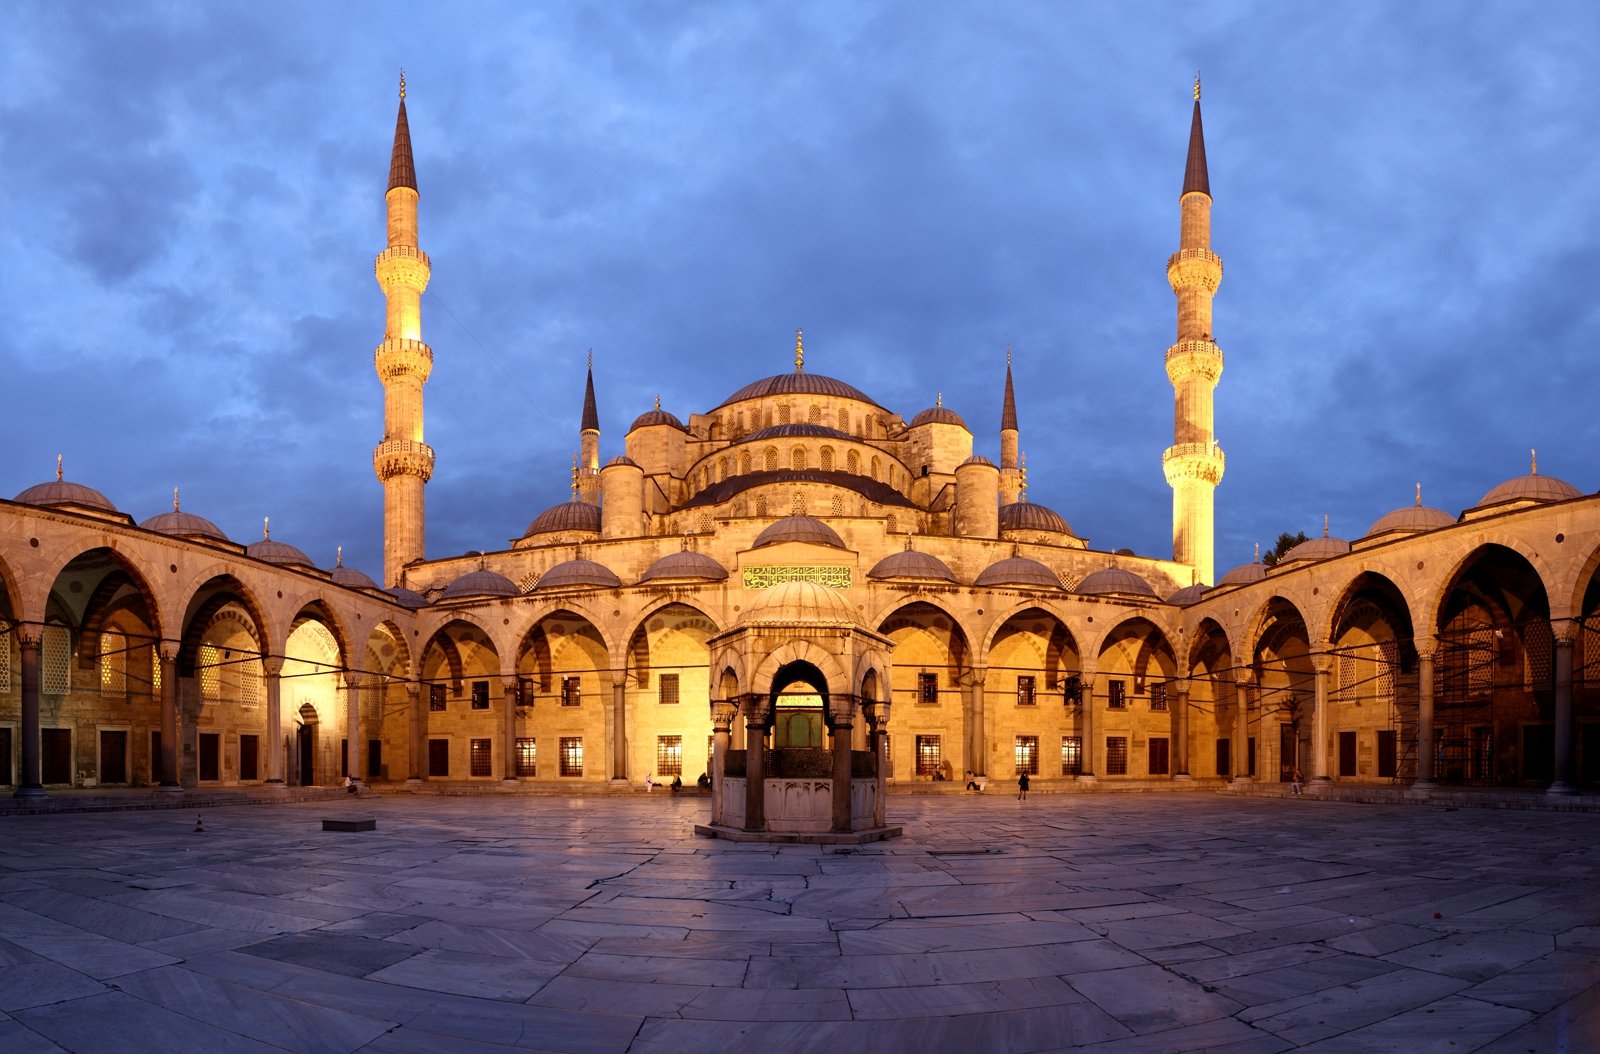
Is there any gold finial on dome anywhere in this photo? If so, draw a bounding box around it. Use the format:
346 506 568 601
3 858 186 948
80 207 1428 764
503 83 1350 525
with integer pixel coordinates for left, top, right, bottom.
399 68 406 100
173 486 181 512
795 329 804 374
936 391 943 408
336 545 344 568
1416 482 1423 507
1531 448 1538 475
55 454 63 481
1253 541 1260 564
263 516 271 540
1194 71 1201 102
654 393 661 411
1323 514 1329 538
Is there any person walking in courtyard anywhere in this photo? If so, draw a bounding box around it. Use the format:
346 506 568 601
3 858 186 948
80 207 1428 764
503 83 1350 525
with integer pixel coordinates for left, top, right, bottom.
1017 771 1030 800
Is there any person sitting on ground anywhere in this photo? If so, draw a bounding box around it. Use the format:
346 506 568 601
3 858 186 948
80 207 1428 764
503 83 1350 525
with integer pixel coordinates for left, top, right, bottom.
644 773 655 792
964 770 981 791
697 771 711 789
671 773 683 790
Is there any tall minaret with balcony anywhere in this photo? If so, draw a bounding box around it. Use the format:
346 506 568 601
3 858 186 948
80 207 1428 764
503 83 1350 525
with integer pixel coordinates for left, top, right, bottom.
1163 78 1225 584
373 73 435 586
999 348 1022 506
577 353 601 505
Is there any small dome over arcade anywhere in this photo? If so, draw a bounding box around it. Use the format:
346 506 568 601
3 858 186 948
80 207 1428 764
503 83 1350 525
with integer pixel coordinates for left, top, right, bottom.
15 456 119 515
639 550 729 583
140 487 229 542
246 518 314 568
1476 452 1581 510
753 515 846 550
1076 567 1157 598
536 558 622 591
974 556 1061 590
330 547 380 591
440 568 519 600
1367 484 1456 538
738 579 859 627
1167 583 1209 606
1218 561 1266 586
523 500 602 537
1279 518 1350 564
385 586 429 609
868 548 958 583
999 501 1074 536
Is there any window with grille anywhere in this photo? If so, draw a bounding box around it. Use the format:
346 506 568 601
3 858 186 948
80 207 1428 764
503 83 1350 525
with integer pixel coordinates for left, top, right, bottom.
1338 653 1357 702
200 643 222 701
918 673 938 704
561 676 582 706
1014 735 1039 775
764 448 778 471
809 405 821 424
240 663 260 708
1106 736 1129 775
756 495 767 516
515 737 537 776
1525 620 1553 690
792 448 807 471
516 677 533 707
469 738 492 777
100 630 127 698
779 404 791 424
1061 736 1082 775
1379 641 1399 702
1150 683 1168 711
0 629 11 693
847 451 859 473
560 737 584 776
1108 679 1126 709
915 735 941 776
1062 675 1081 706
658 673 679 705
429 684 447 711
1016 675 1036 707
42 625 71 696
656 735 683 777
471 680 490 710
821 447 834 472
831 495 843 516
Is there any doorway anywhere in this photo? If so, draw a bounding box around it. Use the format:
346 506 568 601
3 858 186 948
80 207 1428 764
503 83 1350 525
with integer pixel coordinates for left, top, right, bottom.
1279 724 1297 782
297 724 315 785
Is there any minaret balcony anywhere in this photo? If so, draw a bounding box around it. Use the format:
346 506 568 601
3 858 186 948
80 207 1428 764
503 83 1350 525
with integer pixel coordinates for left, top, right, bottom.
375 338 434 383
373 439 436 483
1166 248 1222 293
1165 340 1224 385
1162 443 1225 486
374 245 432 292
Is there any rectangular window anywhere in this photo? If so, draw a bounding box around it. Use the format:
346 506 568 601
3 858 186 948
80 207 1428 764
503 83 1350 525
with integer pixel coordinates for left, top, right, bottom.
1148 736 1169 776
1014 735 1039 776
516 677 533 708
1377 730 1397 778
656 735 683 777
915 735 942 776
1016 675 1036 707
516 737 537 777
471 681 490 710
42 728 72 784
470 738 492 777
367 739 382 780
1247 736 1257 777
1150 683 1168 711
918 672 938 704
429 684 447 712
99 730 128 784
1063 675 1081 706
1106 736 1129 775
561 677 582 707
560 736 584 777
199 732 220 782
658 674 680 705
0 727 11 787
340 738 350 779
428 738 449 777
1216 737 1231 777
239 734 259 781
1108 679 1127 709
1060 735 1081 776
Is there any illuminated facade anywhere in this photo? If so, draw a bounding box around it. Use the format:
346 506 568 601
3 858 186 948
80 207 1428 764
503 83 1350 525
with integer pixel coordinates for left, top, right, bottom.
3 84 1598 807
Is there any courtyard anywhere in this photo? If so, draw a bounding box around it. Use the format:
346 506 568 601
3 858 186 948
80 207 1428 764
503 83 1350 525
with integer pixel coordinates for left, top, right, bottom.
0 795 1595 1052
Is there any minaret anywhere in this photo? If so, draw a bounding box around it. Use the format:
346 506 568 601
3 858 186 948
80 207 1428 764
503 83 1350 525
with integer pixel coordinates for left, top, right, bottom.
577 351 601 505
372 72 435 586
1163 76 1225 585
999 346 1022 506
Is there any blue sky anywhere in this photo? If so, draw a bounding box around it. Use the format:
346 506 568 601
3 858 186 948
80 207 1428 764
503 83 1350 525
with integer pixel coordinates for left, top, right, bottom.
3 1 1597 582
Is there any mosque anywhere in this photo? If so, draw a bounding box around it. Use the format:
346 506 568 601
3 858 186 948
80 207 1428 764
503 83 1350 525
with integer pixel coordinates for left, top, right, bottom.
3 82 1597 816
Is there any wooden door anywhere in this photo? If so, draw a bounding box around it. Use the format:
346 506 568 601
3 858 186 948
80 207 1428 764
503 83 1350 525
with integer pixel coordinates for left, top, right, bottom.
99 730 127 784
42 728 72 784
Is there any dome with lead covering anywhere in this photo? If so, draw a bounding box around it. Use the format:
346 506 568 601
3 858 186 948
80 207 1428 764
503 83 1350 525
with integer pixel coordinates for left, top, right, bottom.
536 559 622 591
386 586 429 609
524 500 602 537
719 372 880 409
1167 583 1209 606
958 455 995 468
1076 567 1157 598
909 405 967 429
1476 472 1581 509
974 556 1061 590
640 551 729 583
1218 561 1267 586
15 459 118 514
440 569 519 599
753 515 846 550
629 407 686 431
331 563 380 590
868 549 958 583
141 491 228 542
743 424 852 442
1367 495 1455 537
738 580 859 627
246 519 313 568
1281 535 1351 563
999 501 1073 536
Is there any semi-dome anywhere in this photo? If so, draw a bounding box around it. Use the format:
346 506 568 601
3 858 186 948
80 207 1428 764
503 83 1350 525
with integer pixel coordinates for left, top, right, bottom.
1076 567 1157 598
718 372 880 409
1367 491 1455 537
974 556 1061 590
15 460 118 514
1476 471 1581 509
536 558 622 591
628 407 686 431
753 515 846 550
1167 583 1209 606
440 568 519 599
908 405 967 429
738 580 859 627
999 501 1073 535
868 549 958 583
385 586 429 609
639 550 729 583
743 423 852 442
523 500 602 537
141 491 228 542
1217 561 1267 586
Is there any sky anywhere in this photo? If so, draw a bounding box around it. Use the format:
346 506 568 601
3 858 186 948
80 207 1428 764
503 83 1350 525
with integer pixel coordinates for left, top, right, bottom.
3 1 1598 584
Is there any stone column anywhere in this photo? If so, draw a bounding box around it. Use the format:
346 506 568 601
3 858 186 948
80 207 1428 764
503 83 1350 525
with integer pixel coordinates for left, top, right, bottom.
345 674 363 782
13 629 44 800
1549 625 1577 795
829 695 856 833
262 656 284 787
1078 662 1098 779
1232 672 1254 782
710 700 737 826
501 677 520 783
865 702 890 828
742 695 766 831
160 643 182 791
1414 640 1435 788
1173 680 1191 778
967 666 987 777
611 673 628 783
406 681 424 783
1311 651 1333 783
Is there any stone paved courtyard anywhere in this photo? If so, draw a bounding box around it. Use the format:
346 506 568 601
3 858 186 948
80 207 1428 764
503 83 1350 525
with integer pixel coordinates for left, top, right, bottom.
0 795 1596 1053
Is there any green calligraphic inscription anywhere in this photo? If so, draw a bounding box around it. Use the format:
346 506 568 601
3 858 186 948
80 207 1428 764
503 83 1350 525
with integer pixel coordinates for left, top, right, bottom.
742 565 852 590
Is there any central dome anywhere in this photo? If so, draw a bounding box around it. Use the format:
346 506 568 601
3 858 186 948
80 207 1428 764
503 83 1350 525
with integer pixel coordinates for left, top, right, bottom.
739 580 859 627
718 372 881 409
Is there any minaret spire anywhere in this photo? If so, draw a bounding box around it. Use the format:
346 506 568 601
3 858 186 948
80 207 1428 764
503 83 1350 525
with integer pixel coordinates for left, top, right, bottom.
1163 80 1225 585
577 353 601 504
373 74 435 586
999 346 1022 505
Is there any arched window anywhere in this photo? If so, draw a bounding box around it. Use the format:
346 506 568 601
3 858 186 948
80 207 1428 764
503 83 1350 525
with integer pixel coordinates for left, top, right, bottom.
838 409 850 432
871 456 881 480
740 450 752 474
791 447 807 471
764 447 778 472
847 450 859 474
820 447 834 472
831 495 844 516
779 404 791 425
809 405 821 424
718 457 728 481
792 492 806 515
756 495 768 516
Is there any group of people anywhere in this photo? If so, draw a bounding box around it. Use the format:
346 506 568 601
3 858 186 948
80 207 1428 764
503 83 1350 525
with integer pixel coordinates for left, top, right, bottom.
642 772 684 792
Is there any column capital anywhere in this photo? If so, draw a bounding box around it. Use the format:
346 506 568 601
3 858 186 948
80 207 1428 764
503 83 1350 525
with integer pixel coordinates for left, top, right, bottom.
711 700 738 732
261 655 285 677
827 695 857 725
404 680 421 700
343 671 366 690
1413 636 1437 662
1552 621 1579 648
1310 651 1335 676
500 675 521 693
15 624 41 650
1233 669 1255 688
